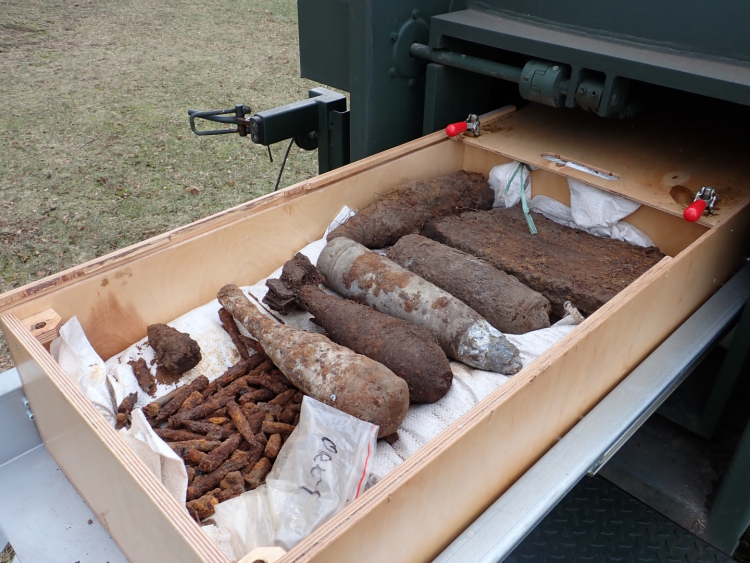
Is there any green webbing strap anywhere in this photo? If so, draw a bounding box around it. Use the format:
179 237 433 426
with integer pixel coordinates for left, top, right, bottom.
504 162 537 235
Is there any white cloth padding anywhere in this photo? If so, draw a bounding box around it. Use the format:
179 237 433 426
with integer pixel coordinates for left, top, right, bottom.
488 161 531 209
51 316 117 426
119 409 188 503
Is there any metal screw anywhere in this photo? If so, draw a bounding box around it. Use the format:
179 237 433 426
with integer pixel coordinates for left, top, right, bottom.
411 9 419 19
21 396 30 408
523 75 529 82
390 32 398 42
578 87 586 95
552 65 559 71
389 67 397 77
26 410 34 421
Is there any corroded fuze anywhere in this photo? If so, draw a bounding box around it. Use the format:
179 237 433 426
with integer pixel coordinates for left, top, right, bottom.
217 284 409 437
317 237 522 375
388 234 551 334
325 170 494 248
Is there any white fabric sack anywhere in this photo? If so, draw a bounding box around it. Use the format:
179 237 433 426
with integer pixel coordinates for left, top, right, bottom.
488 161 531 209
51 316 117 426
568 179 639 229
487 162 654 247
119 409 188 503
212 397 378 560
529 193 654 247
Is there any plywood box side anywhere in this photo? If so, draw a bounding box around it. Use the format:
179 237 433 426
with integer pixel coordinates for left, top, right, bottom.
285 199 750 563
1 140 464 361
1 313 228 563
461 105 750 227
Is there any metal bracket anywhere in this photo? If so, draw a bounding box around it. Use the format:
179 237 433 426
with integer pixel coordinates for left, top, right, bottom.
187 104 252 136
696 186 718 215
188 88 350 174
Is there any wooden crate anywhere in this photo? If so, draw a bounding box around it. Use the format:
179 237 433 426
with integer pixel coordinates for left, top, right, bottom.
2 105 749 563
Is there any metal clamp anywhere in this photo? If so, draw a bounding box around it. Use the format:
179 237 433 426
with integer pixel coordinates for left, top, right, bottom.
465 114 480 136
187 104 252 136
695 186 718 214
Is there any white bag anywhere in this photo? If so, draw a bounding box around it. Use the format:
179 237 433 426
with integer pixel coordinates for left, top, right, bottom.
213 396 378 560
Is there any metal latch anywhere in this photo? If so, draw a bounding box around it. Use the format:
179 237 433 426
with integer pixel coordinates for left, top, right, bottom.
683 187 717 222
446 114 480 138
188 104 252 136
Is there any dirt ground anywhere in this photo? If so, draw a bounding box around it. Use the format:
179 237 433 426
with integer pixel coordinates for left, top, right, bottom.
0 0 322 369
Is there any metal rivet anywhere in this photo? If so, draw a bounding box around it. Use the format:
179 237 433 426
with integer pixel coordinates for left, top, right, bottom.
390 32 398 42
578 87 586 95
552 65 559 71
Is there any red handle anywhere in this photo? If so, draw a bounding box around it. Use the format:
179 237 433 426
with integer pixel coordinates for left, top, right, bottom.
446 121 468 137
684 199 707 222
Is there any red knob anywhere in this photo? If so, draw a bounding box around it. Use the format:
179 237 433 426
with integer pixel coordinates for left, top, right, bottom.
446 121 468 137
684 199 707 222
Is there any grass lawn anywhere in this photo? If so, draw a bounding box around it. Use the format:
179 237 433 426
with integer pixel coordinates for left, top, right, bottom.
0 0 322 369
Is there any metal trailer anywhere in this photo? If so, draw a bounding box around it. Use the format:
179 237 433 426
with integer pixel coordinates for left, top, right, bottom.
4 1 750 561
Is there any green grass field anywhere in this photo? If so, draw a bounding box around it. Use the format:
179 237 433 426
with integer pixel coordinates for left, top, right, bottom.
0 0 321 369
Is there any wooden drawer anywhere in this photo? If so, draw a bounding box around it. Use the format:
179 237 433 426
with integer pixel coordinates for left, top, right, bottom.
1 105 749 563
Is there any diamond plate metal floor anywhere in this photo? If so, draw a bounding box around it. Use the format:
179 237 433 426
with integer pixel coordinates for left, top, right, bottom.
505 476 733 563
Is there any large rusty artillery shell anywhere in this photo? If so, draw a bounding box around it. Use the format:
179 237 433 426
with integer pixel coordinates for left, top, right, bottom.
387 234 551 334
217 284 409 438
422 207 664 317
326 171 494 248
317 237 522 375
